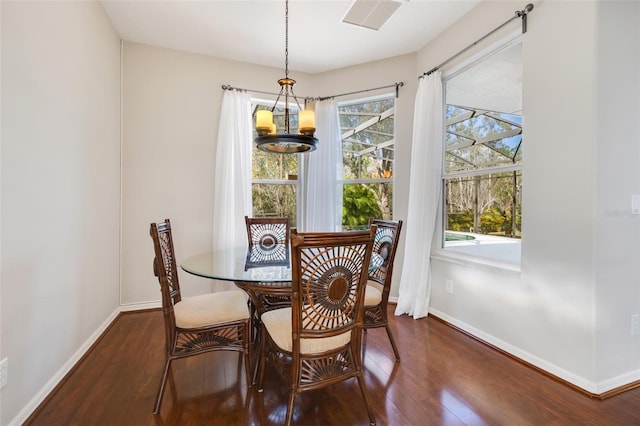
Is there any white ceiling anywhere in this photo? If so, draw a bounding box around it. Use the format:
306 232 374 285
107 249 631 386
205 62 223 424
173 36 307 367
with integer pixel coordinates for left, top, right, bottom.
100 0 480 74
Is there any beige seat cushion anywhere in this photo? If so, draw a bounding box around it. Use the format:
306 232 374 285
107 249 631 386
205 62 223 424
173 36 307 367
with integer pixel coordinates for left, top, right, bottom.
261 307 351 354
364 280 383 307
174 290 249 329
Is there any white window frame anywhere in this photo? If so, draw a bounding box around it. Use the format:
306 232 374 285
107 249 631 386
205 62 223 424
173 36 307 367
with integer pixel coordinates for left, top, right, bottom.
434 33 523 273
338 93 396 229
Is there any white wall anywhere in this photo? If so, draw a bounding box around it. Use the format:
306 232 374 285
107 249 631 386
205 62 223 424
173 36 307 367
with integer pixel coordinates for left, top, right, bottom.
0 2 121 424
594 0 640 384
423 0 640 393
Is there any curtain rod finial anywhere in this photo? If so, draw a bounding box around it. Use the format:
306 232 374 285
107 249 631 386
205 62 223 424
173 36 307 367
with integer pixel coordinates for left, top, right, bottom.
516 3 534 17
395 82 404 98
516 3 534 33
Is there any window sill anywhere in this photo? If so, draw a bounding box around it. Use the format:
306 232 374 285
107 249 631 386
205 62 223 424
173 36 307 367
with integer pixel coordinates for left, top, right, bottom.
431 245 521 277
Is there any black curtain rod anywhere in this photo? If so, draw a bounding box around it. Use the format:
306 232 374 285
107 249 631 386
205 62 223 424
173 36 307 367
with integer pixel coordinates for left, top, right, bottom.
421 3 534 78
221 82 404 100
221 84 276 97
316 82 404 101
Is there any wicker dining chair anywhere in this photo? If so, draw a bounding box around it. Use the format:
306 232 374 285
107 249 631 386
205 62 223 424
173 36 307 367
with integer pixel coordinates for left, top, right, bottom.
257 227 378 425
363 219 403 361
245 215 289 251
244 216 290 269
149 219 251 414
244 215 292 321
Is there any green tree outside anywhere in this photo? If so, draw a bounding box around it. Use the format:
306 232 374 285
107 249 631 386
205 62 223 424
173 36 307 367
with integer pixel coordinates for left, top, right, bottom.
342 184 382 230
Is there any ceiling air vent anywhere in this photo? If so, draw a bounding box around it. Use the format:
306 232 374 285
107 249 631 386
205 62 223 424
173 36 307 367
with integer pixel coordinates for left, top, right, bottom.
342 0 403 31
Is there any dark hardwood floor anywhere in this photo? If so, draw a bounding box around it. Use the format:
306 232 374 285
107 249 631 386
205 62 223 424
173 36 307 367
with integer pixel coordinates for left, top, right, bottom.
25 307 640 425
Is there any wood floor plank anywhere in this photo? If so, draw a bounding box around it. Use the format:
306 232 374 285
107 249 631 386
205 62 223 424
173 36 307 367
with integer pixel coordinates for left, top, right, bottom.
24 307 640 426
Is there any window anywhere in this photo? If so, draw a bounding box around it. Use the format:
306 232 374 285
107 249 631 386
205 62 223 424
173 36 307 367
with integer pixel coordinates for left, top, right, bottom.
339 96 395 230
442 39 522 265
250 95 396 231
251 103 300 227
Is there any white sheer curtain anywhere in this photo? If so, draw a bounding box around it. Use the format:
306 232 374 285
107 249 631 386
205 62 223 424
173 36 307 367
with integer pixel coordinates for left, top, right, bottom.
304 99 343 231
212 90 253 251
395 72 444 319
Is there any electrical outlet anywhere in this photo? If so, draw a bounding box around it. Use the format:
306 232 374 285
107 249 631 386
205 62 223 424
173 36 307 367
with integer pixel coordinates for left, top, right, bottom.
632 195 640 215
632 314 640 335
0 358 7 390
446 279 454 294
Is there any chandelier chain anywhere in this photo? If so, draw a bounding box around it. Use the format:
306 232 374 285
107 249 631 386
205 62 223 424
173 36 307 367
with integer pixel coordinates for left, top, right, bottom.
253 0 317 153
285 0 289 78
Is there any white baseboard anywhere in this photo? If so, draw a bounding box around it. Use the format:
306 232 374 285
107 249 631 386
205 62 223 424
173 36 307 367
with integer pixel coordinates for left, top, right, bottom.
120 300 162 312
9 307 121 426
596 369 640 394
9 300 165 425
428 308 640 395
9 300 164 426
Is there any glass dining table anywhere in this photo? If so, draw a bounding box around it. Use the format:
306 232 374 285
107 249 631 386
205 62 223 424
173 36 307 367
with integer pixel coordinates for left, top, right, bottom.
181 245 294 314
180 244 383 314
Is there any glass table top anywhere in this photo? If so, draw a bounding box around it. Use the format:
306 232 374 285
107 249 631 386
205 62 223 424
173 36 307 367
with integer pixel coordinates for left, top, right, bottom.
181 245 382 283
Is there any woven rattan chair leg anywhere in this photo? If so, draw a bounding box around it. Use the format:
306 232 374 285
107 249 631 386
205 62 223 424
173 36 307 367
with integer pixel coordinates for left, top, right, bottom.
385 324 401 362
285 392 296 426
240 320 251 386
244 353 252 387
153 358 172 414
256 329 267 391
356 373 377 425
252 328 265 386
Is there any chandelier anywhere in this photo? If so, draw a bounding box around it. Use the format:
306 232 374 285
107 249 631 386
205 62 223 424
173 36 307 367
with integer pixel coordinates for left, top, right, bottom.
254 0 318 153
